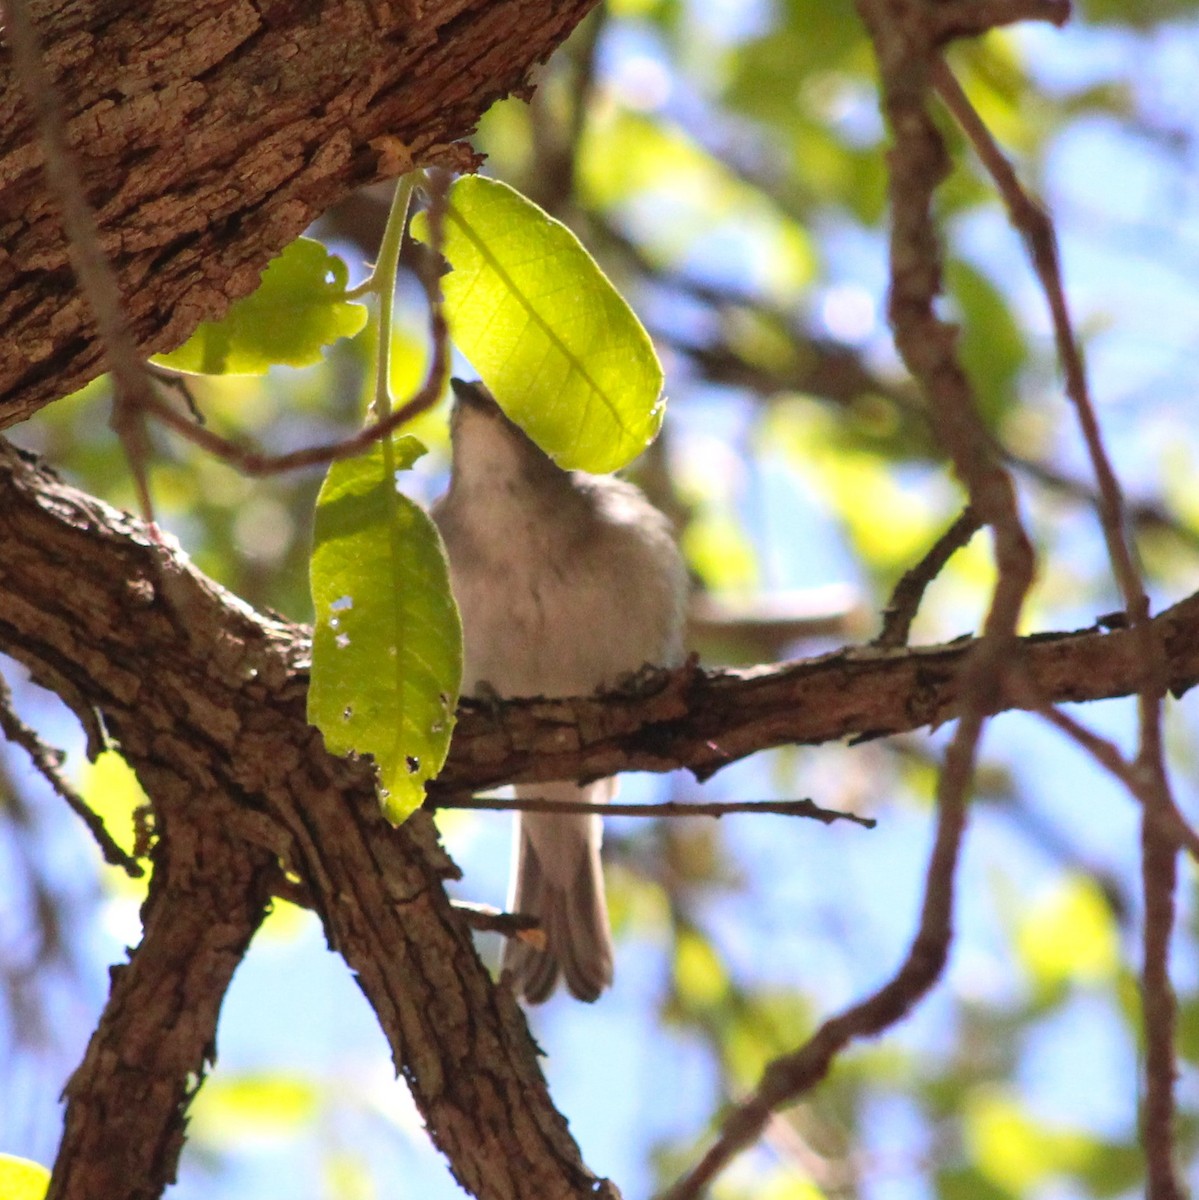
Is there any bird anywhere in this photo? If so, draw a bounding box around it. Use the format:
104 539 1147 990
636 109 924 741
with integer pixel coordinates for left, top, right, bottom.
432 379 687 1002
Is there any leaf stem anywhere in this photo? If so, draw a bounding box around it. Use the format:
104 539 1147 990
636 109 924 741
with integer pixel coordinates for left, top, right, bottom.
370 173 420 816
371 173 419 426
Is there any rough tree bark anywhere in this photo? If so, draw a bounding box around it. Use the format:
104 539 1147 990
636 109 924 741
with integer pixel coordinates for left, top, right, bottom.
2 0 621 1196
2 440 1196 1196
1 0 1191 1197
0 0 598 428
0 443 622 1200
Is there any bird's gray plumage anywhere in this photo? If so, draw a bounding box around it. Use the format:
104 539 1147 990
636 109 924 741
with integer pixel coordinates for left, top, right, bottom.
432 380 686 1001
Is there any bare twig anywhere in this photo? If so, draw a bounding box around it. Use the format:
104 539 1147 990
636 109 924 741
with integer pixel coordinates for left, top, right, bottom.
665 6 1038 1195
874 505 981 648
661 694 986 1200
0 672 142 877
937 61 1185 1189
930 0 1070 41
146 175 452 477
143 376 443 476
450 901 540 936
933 62 1143 616
428 793 876 828
145 365 204 424
269 867 541 937
1141 815 1182 1200
5 0 159 523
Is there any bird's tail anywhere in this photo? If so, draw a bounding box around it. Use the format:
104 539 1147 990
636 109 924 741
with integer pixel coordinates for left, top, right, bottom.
502 779 616 1003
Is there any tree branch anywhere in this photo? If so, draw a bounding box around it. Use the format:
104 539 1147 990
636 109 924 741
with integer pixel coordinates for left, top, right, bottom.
50 784 277 1200
0 0 598 429
0 441 619 1200
429 793 875 827
4 442 1198 806
4 439 1199 1194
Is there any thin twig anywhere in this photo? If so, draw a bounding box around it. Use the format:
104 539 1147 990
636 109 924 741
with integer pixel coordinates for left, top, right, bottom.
427 794 876 828
5 0 159 524
1023 697 1199 858
143 379 442 476
874 504 981 648
936 58 1185 1193
145 364 204 424
146 173 452 477
665 9 1037 1196
933 62 1146 616
1141 814 1182 1200
0 673 142 877
930 0 1070 42
661 699 986 1200
450 901 540 936
269 867 540 937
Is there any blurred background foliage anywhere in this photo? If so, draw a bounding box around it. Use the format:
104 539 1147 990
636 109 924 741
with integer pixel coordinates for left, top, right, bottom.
5 0 1199 1196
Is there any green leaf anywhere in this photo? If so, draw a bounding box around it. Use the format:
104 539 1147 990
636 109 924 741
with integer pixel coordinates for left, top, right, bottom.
963 1087 1101 1193
153 238 367 376
945 258 1027 427
577 111 816 299
78 750 148 897
672 926 730 1010
1014 878 1118 994
308 439 462 823
411 175 664 473
0 1155 50 1200
189 1073 321 1144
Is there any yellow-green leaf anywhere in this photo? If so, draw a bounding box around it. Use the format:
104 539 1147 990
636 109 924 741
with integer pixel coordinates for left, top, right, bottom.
412 175 664 473
1015 878 1118 992
308 440 462 823
964 1088 1100 1193
153 238 367 376
190 1074 321 1144
0 1155 50 1200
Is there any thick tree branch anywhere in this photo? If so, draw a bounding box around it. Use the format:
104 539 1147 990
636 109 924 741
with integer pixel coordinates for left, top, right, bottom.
0 441 618 1200
2 439 1196 1195
4 442 1198 809
50 785 277 1200
0 0 597 429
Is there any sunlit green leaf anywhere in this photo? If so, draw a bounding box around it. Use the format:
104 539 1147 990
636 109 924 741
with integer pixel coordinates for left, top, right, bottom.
154 239 367 376
964 1087 1103 1193
578 110 817 300
322 1151 376 1200
764 401 949 576
0 1155 50 1200
308 440 462 823
681 507 759 593
190 1074 321 1144
754 1172 828 1200
719 991 815 1089
411 175 664 473
1014 878 1118 993
78 749 145 865
673 926 729 1009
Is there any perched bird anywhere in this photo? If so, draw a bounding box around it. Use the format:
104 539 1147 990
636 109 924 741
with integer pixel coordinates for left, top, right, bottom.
433 379 687 1002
